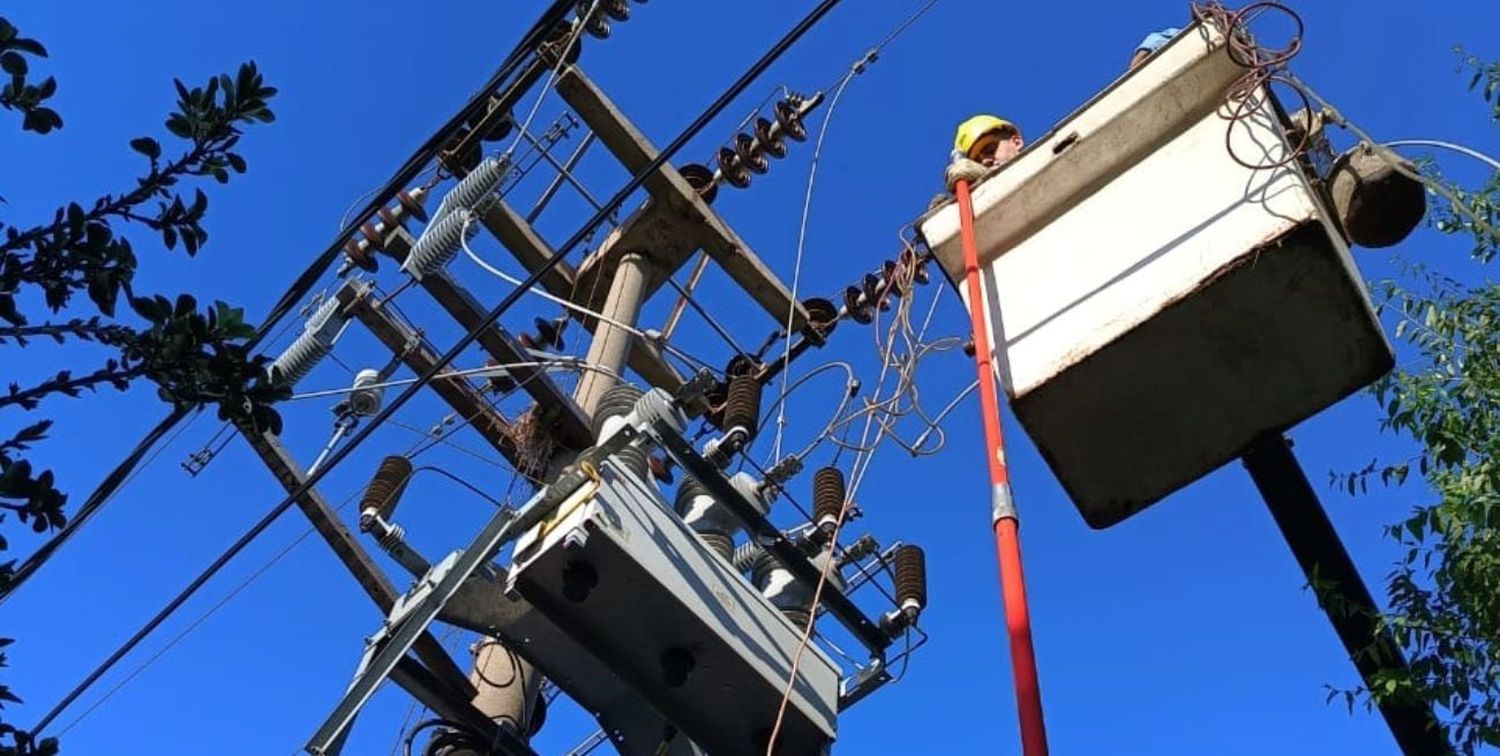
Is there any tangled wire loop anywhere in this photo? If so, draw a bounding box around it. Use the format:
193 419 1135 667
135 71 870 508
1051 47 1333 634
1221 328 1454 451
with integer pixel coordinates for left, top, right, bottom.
1190 1 1314 170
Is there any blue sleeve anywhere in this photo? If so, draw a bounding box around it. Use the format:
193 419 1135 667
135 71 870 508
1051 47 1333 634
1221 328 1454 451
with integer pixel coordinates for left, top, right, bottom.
1136 27 1183 54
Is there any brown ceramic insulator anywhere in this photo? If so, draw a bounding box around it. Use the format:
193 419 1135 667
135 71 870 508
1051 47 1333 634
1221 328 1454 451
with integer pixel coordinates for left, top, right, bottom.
892 544 927 611
359 455 413 526
736 133 768 174
359 221 386 253
343 238 377 273
844 285 872 325
882 259 906 296
722 374 762 439
397 187 429 223
775 98 808 141
754 117 787 158
717 147 750 189
802 297 838 343
602 0 630 21
678 162 718 205
812 466 845 531
376 205 402 230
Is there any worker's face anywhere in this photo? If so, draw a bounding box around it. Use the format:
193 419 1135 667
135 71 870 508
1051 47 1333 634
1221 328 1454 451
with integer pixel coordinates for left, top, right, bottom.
972 128 1024 168
1129 49 1150 69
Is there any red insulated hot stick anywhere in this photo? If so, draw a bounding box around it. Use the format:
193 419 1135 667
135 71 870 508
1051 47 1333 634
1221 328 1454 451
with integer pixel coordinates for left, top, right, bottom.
955 178 1050 756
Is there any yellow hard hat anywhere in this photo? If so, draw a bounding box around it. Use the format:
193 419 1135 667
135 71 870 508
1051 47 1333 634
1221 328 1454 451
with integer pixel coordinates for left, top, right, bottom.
953 114 1017 160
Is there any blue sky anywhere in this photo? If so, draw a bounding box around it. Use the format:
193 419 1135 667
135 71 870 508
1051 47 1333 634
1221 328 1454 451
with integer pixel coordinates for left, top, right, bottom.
2 1 1498 754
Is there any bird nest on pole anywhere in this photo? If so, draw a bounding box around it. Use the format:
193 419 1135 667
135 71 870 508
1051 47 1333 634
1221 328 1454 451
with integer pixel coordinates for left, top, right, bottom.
505 404 557 484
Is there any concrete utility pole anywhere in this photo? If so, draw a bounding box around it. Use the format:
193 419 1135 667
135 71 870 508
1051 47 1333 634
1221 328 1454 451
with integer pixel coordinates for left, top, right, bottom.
573 250 652 415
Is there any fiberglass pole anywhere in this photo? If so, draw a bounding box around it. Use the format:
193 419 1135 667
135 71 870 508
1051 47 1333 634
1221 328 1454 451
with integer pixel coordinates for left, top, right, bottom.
955 178 1050 756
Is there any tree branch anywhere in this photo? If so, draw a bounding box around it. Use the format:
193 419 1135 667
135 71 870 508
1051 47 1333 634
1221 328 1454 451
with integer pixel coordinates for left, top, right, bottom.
0 363 147 410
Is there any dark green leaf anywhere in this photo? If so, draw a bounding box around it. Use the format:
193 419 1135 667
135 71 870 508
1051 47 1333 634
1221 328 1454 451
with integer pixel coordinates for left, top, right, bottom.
8 37 45 57
0 51 26 76
129 136 161 160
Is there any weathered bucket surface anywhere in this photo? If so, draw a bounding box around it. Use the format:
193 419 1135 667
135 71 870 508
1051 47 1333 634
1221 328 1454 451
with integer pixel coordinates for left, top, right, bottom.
918 22 1393 528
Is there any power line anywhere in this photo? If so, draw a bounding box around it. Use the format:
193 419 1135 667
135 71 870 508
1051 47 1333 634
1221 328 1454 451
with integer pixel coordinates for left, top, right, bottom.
29 0 849 737
0 0 581 605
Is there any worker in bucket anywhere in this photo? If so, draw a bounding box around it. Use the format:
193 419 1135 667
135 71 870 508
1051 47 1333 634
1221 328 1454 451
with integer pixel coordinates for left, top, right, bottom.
1129 27 1182 69
928 114 1024 210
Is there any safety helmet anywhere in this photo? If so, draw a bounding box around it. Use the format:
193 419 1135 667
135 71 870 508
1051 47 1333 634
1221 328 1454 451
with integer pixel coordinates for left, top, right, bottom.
953 114 1018 161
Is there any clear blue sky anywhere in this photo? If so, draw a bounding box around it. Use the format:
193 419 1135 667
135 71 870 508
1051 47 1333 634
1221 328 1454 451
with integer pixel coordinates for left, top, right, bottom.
3 1 1498 754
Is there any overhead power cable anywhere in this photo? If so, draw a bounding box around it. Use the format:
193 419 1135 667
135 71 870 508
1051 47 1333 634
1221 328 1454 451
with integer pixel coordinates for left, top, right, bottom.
0 0 581 604
29 0 849 739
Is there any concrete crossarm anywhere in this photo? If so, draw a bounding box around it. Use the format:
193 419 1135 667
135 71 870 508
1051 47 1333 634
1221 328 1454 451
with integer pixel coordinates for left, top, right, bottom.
555 65 809 334
385 227 593 450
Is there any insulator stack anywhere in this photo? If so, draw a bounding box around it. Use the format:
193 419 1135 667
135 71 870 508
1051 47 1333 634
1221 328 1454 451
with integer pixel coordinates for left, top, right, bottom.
270 295 346 387
838 249 935 326
812 466 845 533
433 155 510 224
400 207 479 279
592 383 649 478
359 455 414 526
711 92 823 192
752 547 842 630
892 544 927 615
722 375 762 440
674 478 735 561
342 187 431 274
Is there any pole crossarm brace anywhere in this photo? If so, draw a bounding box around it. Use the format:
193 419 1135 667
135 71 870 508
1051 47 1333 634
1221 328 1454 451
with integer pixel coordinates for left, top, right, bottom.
238 426 475 700
555 65 811 335
482 199 583 301
305 505 531 755
384 227 594 449
336 280 527 468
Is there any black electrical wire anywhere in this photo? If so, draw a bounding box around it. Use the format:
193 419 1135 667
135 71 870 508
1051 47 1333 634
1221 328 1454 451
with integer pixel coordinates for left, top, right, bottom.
0 0 579 605
28 0 847 738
